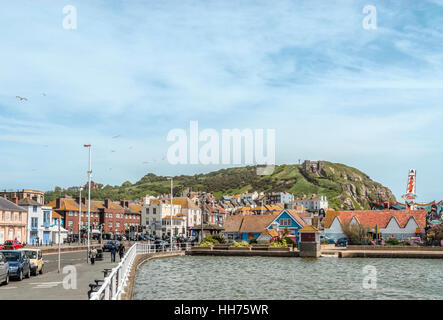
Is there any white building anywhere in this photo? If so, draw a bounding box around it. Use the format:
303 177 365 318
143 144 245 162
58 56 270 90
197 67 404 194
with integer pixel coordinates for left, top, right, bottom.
18 199 53 245
294 196 328 211
323 210 427 241
142 199 182 237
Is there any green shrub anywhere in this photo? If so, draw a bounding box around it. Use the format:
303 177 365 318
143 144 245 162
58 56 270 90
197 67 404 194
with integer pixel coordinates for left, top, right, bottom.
201 235 219 244
211 233 226 244
271 239 288 247
198 241 213 247
282 237 295 246
232 241 249 247
386 237 400 245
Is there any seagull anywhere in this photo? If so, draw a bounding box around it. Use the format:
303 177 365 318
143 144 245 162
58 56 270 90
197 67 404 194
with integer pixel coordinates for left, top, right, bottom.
111 150 115 152
112 135 120 139
16 96 28 101
42 93 46 96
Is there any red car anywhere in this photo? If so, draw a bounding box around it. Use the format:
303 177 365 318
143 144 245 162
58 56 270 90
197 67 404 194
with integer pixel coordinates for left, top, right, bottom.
2 240 23 250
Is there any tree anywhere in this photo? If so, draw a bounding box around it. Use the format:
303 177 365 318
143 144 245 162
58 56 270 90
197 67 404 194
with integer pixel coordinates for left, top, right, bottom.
341 221 371 245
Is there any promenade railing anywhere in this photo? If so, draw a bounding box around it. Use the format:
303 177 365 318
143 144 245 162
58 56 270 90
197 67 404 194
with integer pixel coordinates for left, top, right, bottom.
89 242 191 300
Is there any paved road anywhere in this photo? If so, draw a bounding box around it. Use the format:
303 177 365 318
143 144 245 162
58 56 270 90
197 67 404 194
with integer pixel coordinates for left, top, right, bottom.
0 250 119 300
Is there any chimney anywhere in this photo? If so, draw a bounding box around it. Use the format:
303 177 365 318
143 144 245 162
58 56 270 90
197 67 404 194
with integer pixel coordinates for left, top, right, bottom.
82 197 86 205
120 200 125 207
125 201 129 208
104 198 111 209
56 198 61 209
12 197 18 205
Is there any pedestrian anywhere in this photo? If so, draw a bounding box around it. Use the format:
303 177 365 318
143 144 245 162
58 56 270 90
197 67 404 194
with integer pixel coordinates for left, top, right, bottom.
90 248 97 265
110 243 117 262
118 243 125 261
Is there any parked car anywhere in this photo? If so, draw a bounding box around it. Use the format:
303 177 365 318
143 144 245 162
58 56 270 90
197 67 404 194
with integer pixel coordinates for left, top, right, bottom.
320 235 335 244
0 252 9 285
20 249 44 276
2 250 31 281
102 240 120 252
3 240 23 250
335 237 348 247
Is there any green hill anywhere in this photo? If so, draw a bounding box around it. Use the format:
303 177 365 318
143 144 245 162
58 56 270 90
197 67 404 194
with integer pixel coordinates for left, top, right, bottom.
45 161 396 210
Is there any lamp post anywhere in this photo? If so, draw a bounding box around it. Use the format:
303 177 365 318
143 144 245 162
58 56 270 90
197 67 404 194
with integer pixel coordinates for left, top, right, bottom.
84 144 92 263
78 187 83 244
167 177 173 251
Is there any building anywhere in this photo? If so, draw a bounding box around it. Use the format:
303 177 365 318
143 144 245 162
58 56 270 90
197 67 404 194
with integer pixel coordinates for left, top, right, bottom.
142 199 181 238
0 197 27 243
46 196 142 237
0 189 45 205
323 210 427 240
172 197 202 237
18 198 53 245
267 192 294 205
294 196 328 211
223 209 307 243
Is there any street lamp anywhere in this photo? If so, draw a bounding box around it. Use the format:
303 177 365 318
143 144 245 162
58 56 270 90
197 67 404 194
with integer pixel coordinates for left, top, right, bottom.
79 187 83 244
84 144 92 263
167 177 173 251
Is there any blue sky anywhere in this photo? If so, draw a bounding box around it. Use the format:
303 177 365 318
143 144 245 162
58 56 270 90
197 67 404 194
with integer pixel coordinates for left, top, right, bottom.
1 0 442 202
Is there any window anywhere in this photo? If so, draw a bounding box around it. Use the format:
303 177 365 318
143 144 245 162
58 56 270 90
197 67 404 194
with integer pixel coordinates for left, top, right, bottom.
31 217 38 228
33 206 37 213
68 221 73 226
108 222 112 227
153 208 156 214
280 218 291 226
116 222 120 228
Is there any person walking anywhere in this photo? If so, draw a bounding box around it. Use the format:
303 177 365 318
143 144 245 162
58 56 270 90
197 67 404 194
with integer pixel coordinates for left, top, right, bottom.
110 243 117 263
90 248 97 265
118 243 125 261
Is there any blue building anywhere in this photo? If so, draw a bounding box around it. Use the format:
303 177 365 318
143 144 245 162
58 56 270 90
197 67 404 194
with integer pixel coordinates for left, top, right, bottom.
223 210 307 243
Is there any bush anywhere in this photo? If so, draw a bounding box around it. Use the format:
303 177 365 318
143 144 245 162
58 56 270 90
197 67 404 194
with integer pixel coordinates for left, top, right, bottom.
211 233 226 244
386 237 400 245
271 239 288 247
198 241 213 247
232 241 249 247
282 237 295 245
201 235 219 245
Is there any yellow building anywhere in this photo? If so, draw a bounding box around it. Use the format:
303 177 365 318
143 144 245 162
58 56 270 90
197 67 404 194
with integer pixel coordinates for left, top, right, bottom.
0 197 27 243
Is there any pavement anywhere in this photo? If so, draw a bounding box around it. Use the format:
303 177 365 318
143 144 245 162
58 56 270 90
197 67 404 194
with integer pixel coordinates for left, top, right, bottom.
0 250 119 300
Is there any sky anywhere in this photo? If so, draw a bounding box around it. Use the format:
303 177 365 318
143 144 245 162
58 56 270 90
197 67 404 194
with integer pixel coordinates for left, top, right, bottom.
0 0 442 202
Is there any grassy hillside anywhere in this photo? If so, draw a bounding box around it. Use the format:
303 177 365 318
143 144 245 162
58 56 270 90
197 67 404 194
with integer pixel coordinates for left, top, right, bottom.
45 162 396 210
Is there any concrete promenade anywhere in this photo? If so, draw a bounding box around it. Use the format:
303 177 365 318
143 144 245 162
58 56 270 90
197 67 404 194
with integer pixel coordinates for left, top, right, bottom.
0 250 118 300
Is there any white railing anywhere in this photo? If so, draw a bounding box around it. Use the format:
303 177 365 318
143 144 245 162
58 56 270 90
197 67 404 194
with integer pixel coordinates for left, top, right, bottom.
89 242 190 300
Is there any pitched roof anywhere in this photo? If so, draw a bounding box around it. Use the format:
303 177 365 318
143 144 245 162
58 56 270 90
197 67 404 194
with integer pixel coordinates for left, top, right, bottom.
172 197 199 210
18 198 41 206
0 197 26 212
285 210 308 228
324 210 427 229
240 214 278 233
223 215 245 233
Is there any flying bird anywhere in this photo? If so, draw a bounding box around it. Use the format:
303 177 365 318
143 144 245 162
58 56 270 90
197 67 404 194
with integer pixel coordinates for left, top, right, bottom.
111 150 116 152
16 96 28 101
112 135 120 139
42 93 46 96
